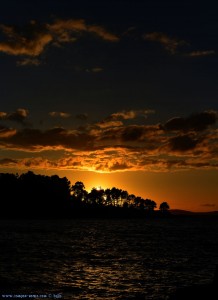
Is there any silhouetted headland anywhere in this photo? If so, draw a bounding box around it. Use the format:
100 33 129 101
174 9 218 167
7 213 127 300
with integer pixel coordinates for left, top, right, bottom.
0 171 171 219
168 265 218 300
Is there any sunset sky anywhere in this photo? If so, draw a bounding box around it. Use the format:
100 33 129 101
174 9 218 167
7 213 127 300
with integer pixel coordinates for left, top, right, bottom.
0 0 218 211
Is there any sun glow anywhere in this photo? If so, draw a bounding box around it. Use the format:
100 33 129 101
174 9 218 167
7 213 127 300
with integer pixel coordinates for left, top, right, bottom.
90 184 108 192
85 176 111 192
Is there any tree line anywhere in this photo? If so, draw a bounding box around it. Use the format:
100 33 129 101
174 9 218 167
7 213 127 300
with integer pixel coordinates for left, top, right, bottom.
0 171 170 218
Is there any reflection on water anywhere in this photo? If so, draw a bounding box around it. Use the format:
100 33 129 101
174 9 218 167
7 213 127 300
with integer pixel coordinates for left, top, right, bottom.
0 217 218 299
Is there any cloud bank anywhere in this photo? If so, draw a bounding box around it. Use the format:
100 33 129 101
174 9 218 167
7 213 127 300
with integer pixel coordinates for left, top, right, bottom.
143 32 216 57
0 109 217 172
0 19 119 64
1 18 215 67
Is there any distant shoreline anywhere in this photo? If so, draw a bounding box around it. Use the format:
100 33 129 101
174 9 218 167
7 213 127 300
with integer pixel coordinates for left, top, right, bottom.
169 209 218 216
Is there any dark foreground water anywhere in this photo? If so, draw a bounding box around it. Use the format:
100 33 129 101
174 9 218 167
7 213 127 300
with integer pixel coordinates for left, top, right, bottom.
0 216 218 299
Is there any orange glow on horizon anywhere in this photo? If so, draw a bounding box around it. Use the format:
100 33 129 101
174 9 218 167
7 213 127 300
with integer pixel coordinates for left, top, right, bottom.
0 167 217 213
57 169 218 213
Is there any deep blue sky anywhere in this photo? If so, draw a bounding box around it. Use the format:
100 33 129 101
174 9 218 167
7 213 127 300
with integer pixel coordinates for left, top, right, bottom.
1 0 218 124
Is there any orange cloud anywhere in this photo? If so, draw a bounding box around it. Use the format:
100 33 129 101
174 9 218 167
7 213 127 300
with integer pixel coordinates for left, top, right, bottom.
110 110 137 120
47 19 87 34
0 112 7 118
0 110 217 172
187 50 215 57
87 24 119 42
0 126 17 138
0 18 119 60
0 23 52 56
96 120 123 129
109 109 155 120
49 111 71 118
17 58 41 66
144 32 186 54
0 141 217 172
48 19 119 43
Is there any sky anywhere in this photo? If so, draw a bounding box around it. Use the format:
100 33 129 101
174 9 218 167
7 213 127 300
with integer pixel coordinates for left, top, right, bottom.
0 0 218 211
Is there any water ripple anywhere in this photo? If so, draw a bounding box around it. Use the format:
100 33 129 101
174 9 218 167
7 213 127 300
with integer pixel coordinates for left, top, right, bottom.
0 217 218 299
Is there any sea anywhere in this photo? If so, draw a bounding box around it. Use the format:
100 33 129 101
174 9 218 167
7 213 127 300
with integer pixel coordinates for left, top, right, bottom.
0 216 218 300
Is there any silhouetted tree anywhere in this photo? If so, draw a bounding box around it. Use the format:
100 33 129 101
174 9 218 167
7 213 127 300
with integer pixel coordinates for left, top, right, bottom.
0 173 19 217
104 188 112 206
49 175 71 214
134 196 142 208
144 199 157 211
110 187 122 206
121 190 129 208
127 194 136 208
71 181 88 208
159 202 170 212
71 181 86 199
0 171 172 219
88 188 104 206
16 172 71 217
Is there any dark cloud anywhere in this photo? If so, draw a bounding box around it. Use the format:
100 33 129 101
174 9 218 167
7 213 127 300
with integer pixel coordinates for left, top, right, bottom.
1 127 95 151
95 124 160 144
121 125 145 141
7 109 29 124
166 159 187 168
0 158 17 165
95 126 123 141
169 134 200 151
108 161 131 171
187 111 218 131
163 111 218 132
76 113 88 120
163 117 186 131
0 108 29 125
121 125 160 142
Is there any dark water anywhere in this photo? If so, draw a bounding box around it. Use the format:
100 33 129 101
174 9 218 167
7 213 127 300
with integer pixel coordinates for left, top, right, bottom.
0 217 218 299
